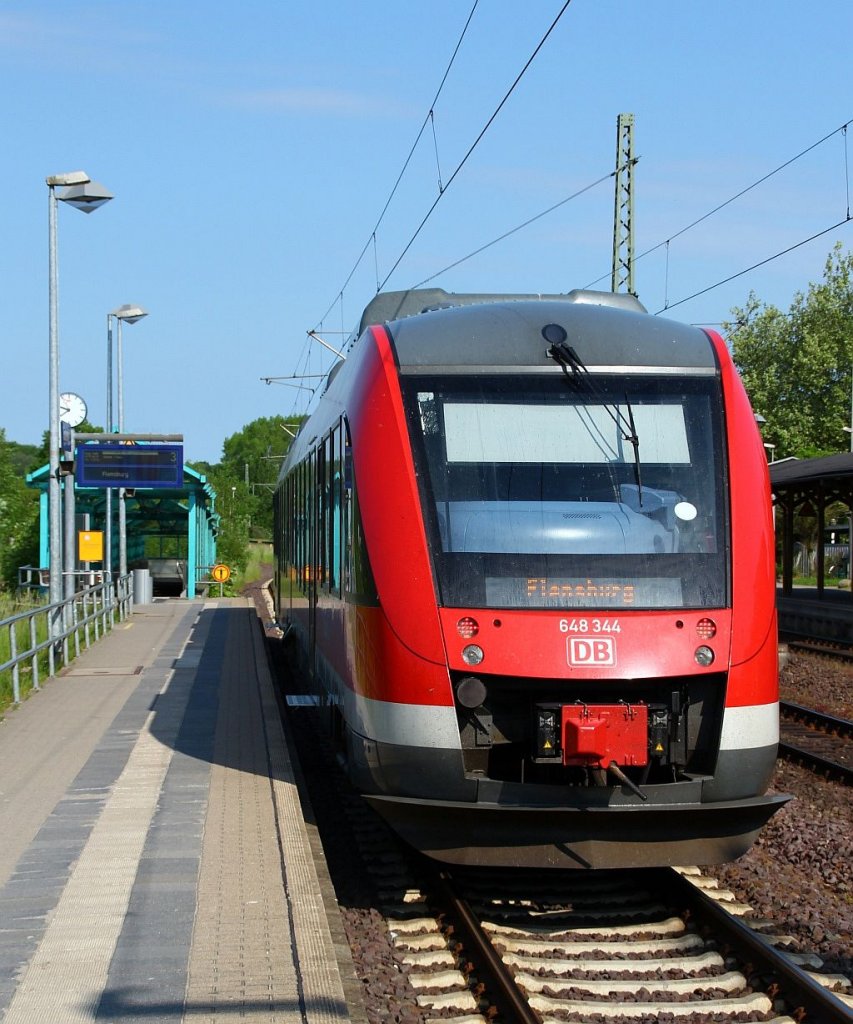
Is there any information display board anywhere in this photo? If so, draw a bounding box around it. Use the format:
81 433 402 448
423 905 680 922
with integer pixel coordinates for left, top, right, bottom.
76 444 184 489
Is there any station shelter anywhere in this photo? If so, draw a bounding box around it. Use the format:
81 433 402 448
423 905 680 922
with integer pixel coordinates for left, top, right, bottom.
26 462 219 598
770 452 853 641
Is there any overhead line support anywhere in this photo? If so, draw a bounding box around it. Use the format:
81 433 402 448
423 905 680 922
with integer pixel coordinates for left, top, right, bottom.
612 112 636 295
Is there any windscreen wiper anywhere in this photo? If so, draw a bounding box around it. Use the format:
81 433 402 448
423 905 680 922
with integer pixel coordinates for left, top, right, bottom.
544 323 643 506
621 391 643 506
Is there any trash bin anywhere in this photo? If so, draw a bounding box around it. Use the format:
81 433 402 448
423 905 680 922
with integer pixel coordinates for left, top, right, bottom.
133 568 152 605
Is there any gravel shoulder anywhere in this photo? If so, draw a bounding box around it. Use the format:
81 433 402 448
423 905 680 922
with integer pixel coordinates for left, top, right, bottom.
707 650 853 976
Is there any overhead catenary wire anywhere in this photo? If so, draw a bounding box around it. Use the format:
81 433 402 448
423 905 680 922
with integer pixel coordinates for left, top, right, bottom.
293 37 849 415
656 119 853 314
312 1 481 331
302 0 574 410
377 0 575 292
655 215 852 315
584 117 853 294
412 164 628 289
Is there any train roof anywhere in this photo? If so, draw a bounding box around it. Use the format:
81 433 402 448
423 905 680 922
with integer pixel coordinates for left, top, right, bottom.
359 288 717 373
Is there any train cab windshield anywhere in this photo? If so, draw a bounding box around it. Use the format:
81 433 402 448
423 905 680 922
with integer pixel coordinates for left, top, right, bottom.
402 373 728 611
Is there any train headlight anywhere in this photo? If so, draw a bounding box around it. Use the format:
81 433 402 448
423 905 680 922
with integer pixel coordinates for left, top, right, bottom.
462 644 484 666
456 616 479 638
694 645 715 667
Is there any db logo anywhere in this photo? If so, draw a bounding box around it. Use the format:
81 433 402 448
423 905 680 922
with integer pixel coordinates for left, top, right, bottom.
568 636 616 666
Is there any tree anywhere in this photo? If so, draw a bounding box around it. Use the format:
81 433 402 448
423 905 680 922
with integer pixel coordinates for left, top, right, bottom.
726 244 853 459
0 430 40 590
217 415 303 539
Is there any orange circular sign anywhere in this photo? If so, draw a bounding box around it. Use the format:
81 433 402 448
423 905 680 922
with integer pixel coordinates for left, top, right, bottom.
211 563 231 583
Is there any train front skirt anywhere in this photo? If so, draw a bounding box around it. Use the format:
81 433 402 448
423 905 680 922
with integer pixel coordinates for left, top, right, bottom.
364 790 790 869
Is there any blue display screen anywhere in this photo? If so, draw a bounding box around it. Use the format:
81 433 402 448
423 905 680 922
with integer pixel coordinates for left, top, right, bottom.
76 444 183 488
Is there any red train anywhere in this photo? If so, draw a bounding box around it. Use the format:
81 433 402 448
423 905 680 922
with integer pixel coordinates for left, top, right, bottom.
273 288 787 868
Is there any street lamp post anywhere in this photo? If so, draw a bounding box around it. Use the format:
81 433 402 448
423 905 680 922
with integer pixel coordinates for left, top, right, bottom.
46 171 112 629
105 314 114 583
111 304 148 579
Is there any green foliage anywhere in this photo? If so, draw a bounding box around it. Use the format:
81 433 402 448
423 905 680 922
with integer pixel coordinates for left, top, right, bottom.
5 439 41 476
30 421 105 470
191 414 303 588
215 414 303 541
726 244 853 459
0 430 40 590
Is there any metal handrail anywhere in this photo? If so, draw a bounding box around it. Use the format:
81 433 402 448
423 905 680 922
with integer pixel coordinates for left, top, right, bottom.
0 575 133 705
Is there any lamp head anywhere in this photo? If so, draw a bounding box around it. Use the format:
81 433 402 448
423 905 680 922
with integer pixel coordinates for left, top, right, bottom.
57 180 113 213
113 303 148 324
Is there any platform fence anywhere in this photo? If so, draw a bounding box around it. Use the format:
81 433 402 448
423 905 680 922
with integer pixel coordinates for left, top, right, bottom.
0 574 133 708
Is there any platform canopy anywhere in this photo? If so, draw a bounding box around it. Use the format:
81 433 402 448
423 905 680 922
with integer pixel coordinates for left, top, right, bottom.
26 462 219 598
770 453 853 600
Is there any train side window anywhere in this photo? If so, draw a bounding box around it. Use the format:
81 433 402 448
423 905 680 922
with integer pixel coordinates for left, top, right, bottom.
295 463 304 595
324 431 335 593
345 431 379 605
343 421 352 593
316 442 326 589
330 424 343 596
309 454 316 591
300 459 308 594
302 456 312 595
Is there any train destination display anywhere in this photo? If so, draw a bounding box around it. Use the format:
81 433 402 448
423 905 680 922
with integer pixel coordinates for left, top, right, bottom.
487 576 683 607
76 444 183 488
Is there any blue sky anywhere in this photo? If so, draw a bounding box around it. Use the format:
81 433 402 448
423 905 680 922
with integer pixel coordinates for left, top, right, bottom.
2 1 851 464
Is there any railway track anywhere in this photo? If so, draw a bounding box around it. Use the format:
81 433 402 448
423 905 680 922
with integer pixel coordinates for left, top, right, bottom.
334 777 853 1024
369 854 853 1023
270 620 852 1024
779 700 853 784
783 636 853 662
288 721 853 1024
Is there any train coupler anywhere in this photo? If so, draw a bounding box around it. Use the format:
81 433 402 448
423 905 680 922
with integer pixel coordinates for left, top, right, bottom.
533 702 650 769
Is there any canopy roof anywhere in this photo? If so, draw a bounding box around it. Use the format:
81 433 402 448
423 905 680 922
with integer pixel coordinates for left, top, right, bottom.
770 453 853 489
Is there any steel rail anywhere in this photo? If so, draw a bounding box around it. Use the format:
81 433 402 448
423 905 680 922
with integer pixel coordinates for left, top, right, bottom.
428 867 541 1024
784 637 853 662
777 741 853 785
780 700 853 737
660 868 853 1023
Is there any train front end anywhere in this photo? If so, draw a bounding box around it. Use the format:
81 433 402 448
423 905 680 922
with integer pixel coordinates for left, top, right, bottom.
360 291 787 868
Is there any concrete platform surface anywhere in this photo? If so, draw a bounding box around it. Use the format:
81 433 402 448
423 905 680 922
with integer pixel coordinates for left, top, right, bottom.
0 598 354 1023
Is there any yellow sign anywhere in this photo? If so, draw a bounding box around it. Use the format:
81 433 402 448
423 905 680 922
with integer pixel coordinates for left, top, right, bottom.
211 563 231 583
78 530 104 561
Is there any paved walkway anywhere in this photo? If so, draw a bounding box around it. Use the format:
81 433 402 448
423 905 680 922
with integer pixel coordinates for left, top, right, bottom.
0 598 356 1023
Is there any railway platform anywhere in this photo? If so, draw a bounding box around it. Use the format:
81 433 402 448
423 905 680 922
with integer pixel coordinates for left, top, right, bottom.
0 598 358 1023
777 586 853 643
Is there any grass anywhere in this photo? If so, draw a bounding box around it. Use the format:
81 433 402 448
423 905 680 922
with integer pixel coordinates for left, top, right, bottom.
0 591 52 713
242 543 273 588
789 575 850 587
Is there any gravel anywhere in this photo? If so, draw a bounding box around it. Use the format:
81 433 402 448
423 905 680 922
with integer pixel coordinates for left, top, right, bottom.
779 647 853 719
708 650 853 977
